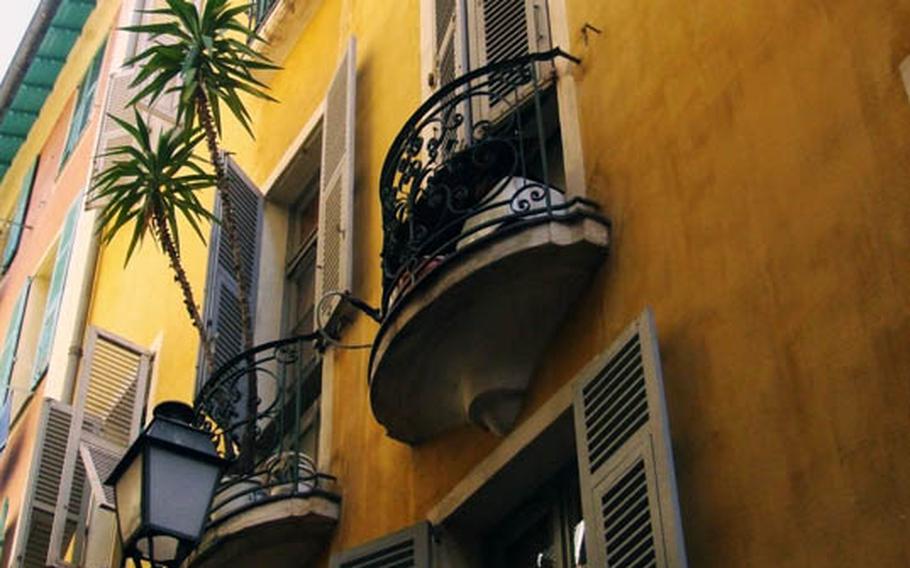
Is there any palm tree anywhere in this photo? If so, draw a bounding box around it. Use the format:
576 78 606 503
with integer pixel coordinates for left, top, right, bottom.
125 0 279 355
91 111 216 368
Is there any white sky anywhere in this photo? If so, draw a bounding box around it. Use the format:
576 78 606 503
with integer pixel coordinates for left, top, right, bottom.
0 0 43 84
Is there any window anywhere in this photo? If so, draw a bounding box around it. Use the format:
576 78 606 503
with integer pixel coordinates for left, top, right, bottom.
426 0 552 94
277 135 322 462
61 42 106 166
284 172 320 337
355 311 688 568
483 464 583 568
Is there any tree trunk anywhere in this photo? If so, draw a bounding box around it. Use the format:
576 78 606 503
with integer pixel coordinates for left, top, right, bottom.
195 89 258 473
153 209 212 371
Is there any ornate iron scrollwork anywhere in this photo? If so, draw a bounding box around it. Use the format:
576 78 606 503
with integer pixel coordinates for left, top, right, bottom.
379 49 604 313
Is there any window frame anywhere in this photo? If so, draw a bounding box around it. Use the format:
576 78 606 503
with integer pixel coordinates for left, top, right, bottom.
419 0 589 198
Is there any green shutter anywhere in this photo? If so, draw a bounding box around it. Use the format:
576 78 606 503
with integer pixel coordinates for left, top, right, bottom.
31 199 81 388
2 157 39 273
61 43 106 165
0 279 32 402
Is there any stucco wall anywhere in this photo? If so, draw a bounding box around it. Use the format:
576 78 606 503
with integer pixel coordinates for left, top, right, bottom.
90 0 910 566
548 0 910 565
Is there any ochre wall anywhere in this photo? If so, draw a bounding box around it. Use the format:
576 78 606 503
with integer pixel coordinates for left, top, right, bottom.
546 0 910 565
111 0 910 566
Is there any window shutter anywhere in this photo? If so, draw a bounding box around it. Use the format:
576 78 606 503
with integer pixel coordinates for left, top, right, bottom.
330 521 432 568
198 158 263 382
573 309 687 568
0 280 31 403
315 37 356 328
74 328 152 447
432 0 466 90
15 401 89 568
88 70 176 210
79 433 123 510
62 45 106 164
468 0 552 117
2 157 38 272
48 327 151 563
31 198 81 388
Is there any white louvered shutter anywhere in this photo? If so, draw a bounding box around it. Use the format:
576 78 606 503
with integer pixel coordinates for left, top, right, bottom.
47 328 151 565
315 38 356 328
432 0 466 91
15 402 91 568
198 158 263 385
88 69 176 210
573 309 687 568
468 0 552 119
79 433 123 510
330 522 432 568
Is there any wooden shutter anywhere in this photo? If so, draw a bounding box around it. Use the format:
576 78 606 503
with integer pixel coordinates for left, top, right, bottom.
0 280 31 402
48 328 151 564
88 69 176 210
198 158 263 382
2 157 38 272
330 521 432 568
315 38 356 328
62 45 106 163
79 433 123 510
573 309 687 568
31 198 81 387
468 0 552 118
431 0 466 91
15 401 89 568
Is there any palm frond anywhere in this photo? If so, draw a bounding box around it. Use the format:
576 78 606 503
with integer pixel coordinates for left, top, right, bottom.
125 0 280 136
90 110 216 266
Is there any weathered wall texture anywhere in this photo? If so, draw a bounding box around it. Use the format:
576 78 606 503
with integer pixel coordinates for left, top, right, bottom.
98 0 910 565
549 0 910 565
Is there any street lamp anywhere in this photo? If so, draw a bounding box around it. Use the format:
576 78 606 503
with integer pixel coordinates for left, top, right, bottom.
105 401 228 568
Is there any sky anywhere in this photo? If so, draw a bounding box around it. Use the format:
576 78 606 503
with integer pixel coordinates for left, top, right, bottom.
0 0 43 84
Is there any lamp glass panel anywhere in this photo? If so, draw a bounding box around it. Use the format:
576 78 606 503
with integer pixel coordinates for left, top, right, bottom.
146 447 221 538
114 452 143 543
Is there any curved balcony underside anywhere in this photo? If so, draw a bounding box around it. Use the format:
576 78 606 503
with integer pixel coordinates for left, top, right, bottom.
188 493 340 568
370 214 609 443
192 335 339 566
371 50 609 443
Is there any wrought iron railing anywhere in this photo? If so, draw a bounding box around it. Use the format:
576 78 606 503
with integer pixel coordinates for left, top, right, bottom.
379 49 609 313
193 334 338 526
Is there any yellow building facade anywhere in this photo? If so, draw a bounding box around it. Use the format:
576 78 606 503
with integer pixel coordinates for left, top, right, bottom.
0 0 908 567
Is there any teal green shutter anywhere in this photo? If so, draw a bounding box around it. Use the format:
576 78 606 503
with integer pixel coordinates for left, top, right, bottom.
0 279 32 402
61 43 106 164
2 157 39 273
31 199 81 388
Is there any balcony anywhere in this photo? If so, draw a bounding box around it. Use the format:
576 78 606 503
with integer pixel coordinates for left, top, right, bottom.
370 50 611 444
188 335 339 568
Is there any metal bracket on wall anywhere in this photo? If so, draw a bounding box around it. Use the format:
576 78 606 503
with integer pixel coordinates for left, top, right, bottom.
581 23 603 45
